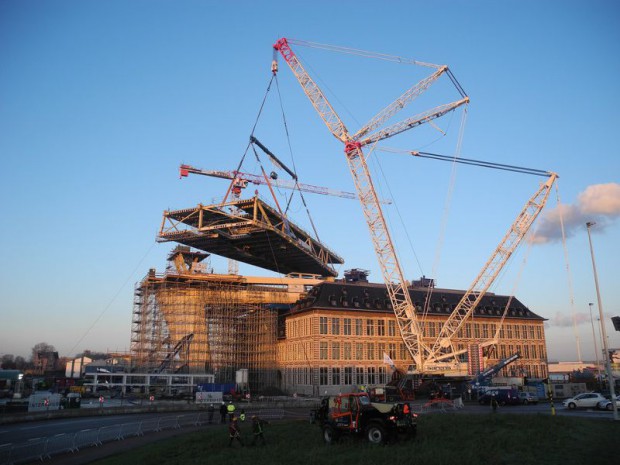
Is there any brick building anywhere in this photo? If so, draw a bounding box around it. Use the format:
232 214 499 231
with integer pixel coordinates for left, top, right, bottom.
277 277 547 396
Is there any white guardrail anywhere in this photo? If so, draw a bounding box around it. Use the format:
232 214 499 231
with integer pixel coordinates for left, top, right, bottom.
0 409 285 465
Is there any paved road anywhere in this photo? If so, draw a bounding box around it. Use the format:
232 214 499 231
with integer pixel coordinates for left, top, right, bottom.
0 407 308 446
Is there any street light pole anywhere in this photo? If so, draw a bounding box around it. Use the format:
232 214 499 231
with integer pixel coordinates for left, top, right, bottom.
589 302 602 388
586 221 618 421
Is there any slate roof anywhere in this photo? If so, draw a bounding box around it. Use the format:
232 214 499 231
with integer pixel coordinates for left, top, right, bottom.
287 281 544 320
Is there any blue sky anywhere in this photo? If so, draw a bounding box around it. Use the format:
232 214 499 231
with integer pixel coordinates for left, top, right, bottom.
1 0 618 363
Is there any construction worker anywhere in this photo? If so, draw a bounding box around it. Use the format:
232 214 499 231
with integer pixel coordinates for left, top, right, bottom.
228 417 243 447
250 415 268 446
219 402 227 424
207 403 215 424
227 401 236 422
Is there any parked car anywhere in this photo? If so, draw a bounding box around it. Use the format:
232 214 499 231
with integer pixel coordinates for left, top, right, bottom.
518 392 539 405
596 395 620 411
562 392 607 409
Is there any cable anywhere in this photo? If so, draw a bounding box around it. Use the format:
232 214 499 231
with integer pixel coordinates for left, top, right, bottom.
556 180 582 362
221 74 276 205
274 73 324 246
289 38 442 69
370 145 424 277
67 241 157 356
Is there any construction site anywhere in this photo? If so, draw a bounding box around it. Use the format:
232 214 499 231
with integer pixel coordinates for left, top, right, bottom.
129 38 554 397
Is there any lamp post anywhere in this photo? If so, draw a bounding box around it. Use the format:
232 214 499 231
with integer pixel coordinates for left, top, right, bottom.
589 302 602 388
586 221 618 421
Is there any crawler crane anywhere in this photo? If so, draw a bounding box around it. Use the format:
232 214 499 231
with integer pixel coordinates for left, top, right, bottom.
273 38 557 375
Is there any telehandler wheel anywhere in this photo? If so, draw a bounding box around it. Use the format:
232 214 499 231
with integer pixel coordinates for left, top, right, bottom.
365 423 387 445
323 425 340 444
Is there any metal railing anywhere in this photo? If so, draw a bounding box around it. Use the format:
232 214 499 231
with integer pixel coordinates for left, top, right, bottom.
0 408 285 465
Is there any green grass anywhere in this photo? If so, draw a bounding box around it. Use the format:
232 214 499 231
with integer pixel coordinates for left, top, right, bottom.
93 414 619 465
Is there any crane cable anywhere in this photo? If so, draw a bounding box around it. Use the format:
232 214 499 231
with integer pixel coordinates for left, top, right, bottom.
493 218 539 344
271 72 342 276
556 180 582 362
422 107 469 321
274 75 322 243
369 144 425 277
221 74 275 206
289 38 443 70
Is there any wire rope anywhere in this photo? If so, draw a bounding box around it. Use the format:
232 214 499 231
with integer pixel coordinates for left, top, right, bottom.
274 73 325 250
555 180 582 362
422 108 468 319
289 38 442 69
369 144 425 277
67 241 157 356
221 74 276 205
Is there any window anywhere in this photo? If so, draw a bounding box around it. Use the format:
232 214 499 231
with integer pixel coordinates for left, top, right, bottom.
332 342 340 360
344 367 353 385
465 323 472 338
378 366 386 384
378 343 386 361
368 367 376 385
319 367 328 385
332 367 340 385
320 342 328 360
355 319 363 336
377 320 385 336
319 317 328 335
344 318 352 336
536 326 542 339
514 325 521 339
366 319 374 336
344 342 352 360
507 325 513 339
367 343 375 360
389 343 396 360
522 325 528 339
399 343 408 360
529 326 535 339
482 324 489 339
355 367 364 385
388 320 396 337
427 321 436 338
355 343 364 360
332 318 340 335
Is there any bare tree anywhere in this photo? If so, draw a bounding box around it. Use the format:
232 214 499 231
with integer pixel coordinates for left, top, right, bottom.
14 356 26 370
30 342 56 362
1 354 15 369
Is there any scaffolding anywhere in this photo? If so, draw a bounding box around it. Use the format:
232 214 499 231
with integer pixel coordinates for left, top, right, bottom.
130 261 322 393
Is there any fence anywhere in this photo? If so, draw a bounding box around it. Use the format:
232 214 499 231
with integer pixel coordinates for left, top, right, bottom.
0 408 285 465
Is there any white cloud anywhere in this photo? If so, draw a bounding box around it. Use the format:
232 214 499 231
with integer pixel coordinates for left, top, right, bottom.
531 183 620 244
547 312 591 328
